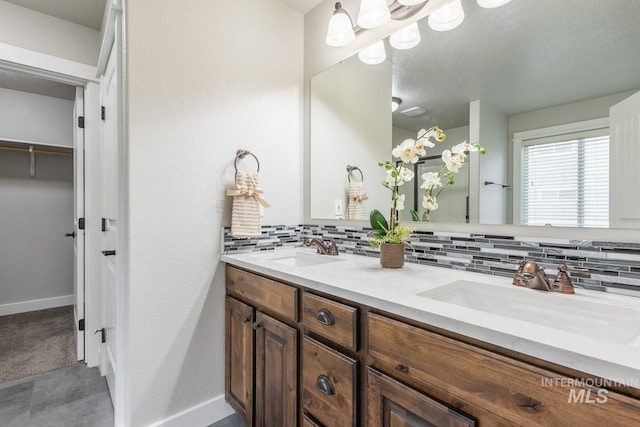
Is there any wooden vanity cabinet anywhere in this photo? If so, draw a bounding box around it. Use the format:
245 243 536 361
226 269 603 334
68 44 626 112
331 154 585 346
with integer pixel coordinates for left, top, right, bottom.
226 265 640 427
226 266 299 427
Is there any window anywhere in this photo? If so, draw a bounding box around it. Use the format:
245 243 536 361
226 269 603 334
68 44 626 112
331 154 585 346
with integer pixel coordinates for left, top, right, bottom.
514 119 609 228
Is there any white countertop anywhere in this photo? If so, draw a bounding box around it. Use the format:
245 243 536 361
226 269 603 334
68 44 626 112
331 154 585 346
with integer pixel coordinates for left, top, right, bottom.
221 248 640 385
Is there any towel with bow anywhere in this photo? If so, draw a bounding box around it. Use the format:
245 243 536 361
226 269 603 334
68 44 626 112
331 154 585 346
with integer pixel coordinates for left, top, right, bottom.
347 182 368 220
226 171 270 238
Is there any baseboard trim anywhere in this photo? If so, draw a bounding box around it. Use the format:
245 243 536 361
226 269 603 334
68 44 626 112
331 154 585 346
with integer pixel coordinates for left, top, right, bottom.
147 394 235 427
0 294 74 316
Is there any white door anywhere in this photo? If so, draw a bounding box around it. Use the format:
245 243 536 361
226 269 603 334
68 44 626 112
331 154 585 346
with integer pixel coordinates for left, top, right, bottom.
73 87 85 361
610 90 640 228
101 42 119 403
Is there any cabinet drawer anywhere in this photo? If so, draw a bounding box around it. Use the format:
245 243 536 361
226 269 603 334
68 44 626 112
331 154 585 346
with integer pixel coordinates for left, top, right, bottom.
226 265 298 322
302 336 357 427
303 292 358 351
367 368 475 427
368 312 640 426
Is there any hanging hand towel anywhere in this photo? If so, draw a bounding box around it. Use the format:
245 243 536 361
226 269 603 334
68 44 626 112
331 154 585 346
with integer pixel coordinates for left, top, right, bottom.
226 171 270 238
347 182 368 220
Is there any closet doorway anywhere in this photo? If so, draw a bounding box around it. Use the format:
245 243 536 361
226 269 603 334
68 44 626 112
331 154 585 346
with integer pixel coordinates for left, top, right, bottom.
0 69 86 381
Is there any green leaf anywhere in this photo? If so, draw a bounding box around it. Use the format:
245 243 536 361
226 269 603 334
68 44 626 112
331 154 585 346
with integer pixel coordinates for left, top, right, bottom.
410 210 420 221
370 209 388 232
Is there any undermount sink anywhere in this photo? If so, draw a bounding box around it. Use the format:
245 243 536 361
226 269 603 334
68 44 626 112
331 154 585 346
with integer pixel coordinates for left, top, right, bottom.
418 280 640 345
269 251 344 268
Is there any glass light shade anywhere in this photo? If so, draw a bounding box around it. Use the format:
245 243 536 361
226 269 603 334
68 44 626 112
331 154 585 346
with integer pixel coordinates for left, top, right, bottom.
390 22 421 50
326 4 356 47
397 0 427 5
357 0 391 29
391 97 402 112
428 0 465 32
358 40 387 65
477 0 512 8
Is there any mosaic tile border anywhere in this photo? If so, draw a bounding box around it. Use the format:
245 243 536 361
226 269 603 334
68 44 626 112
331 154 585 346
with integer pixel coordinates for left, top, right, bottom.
223 224 640 295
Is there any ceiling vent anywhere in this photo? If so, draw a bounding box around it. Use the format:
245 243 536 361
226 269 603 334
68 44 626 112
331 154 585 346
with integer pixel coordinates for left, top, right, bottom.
400 106 426 117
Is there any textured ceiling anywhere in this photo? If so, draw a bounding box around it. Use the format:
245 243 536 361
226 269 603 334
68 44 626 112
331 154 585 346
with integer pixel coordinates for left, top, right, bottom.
390 0 640 132
3 0 106 30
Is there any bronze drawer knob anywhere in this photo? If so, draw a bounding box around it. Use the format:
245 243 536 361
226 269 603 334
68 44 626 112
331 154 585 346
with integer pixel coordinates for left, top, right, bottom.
396 364 409 374
315 375 335 395
315 309 335 326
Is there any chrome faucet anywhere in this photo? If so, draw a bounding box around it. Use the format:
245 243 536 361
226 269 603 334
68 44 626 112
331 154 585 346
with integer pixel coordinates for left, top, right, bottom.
512 261 587 294
305 238 340 256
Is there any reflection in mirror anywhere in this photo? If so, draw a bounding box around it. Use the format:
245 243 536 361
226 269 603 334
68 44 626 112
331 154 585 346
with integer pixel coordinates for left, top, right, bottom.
310 54 391 220
310 0 640 227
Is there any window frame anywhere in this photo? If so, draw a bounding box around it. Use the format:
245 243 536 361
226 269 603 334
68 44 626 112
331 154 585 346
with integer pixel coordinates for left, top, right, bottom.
512 117 609 226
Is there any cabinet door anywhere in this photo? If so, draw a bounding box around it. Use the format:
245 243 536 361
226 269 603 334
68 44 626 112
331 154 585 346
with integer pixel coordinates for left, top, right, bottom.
255 311 298 427
367 368 476 427
225 297 254 427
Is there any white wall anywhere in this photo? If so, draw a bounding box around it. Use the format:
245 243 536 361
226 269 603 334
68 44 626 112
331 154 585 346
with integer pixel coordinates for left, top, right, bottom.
478 103 508 224
310 55 391 219
0 88 74 147
0 0 100 66
0 150 73 314
124 0 303 425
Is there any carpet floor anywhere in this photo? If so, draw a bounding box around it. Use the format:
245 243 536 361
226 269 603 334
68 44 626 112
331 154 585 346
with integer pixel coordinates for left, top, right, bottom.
0 306 77 384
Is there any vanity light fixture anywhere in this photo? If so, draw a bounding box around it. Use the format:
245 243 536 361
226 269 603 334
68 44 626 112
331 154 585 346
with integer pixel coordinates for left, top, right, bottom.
325 1 429 47
477 0 512 8
326 2 356 47
392 97 403 112
358 40 387 64
357 0 391 29
390 21 421 50
428 0 465 31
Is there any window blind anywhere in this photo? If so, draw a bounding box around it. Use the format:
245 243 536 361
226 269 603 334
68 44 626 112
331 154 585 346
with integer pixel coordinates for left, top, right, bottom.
520 130 609 227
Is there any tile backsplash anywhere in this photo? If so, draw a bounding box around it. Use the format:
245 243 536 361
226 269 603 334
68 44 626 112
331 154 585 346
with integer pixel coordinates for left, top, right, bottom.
223 225 640 295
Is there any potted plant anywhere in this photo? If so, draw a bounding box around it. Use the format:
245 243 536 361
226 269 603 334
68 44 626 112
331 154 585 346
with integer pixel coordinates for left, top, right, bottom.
369 127 446 268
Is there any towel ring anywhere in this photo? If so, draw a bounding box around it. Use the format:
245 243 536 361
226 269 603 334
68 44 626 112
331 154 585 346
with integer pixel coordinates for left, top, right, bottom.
234 149 260 173
346 165 363 183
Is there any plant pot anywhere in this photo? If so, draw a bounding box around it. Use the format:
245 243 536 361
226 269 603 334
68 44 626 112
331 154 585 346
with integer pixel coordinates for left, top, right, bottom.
379 243 405 268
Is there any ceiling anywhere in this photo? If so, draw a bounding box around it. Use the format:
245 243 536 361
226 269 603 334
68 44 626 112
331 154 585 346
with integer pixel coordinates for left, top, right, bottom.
2 0 107 30
390 0 640 131
279 0 324 14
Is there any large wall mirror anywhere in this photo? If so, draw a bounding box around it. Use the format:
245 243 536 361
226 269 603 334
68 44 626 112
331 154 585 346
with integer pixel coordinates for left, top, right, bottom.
310 0 640 229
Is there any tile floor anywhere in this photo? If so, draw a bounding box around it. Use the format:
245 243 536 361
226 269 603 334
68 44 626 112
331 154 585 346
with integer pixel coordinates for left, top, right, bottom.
0 363 113 427
0 362 246 427
209 412 245 427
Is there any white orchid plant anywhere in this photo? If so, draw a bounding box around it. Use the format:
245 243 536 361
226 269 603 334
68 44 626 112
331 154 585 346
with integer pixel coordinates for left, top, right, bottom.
369 127 447 248
411 137 486 222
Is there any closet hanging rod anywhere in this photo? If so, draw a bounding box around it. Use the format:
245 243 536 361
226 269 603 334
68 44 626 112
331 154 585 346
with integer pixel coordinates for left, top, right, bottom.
0 146 72 157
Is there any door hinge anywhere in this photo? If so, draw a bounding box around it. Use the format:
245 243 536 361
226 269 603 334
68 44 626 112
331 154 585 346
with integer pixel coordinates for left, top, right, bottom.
95 328 106 343
79 319 85 331
101 106 106 121
78 116 85 128
101 218 107 232
78 218 85 230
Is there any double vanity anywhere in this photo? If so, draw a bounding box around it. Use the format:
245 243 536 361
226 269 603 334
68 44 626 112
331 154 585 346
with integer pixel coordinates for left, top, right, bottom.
222 248 640 426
